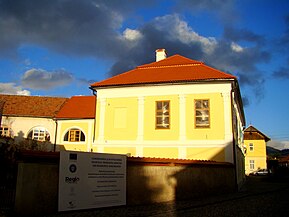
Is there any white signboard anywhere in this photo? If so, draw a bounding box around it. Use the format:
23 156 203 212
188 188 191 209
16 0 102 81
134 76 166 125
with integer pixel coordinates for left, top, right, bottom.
58 151 126 211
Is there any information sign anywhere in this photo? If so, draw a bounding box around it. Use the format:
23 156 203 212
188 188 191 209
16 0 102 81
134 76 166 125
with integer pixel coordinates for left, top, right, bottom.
58 151 126 211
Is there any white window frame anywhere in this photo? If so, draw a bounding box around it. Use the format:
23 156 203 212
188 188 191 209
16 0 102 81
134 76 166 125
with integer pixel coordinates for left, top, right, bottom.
249 143 254 152
28 127 50 141
0 126 11 137
249 160 255 170
155 101 170 129
195 99 210 128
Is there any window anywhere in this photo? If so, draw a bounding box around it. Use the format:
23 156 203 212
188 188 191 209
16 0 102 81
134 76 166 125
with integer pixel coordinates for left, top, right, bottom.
249 143 254 151
0 126 10 137
27 127 50 141
249 160 255 170
156 101 170 129
64 129 85 142
195 99 210 128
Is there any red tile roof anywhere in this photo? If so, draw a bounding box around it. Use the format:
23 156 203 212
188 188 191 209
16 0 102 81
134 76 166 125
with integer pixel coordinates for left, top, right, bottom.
0 94 68 118
91 54 236 88
55 96 96 119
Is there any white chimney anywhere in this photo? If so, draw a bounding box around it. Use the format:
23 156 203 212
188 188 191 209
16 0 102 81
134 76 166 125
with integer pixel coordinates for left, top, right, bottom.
155 48 167 62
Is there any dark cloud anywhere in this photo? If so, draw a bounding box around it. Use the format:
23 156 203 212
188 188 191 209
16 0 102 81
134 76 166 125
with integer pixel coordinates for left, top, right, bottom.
108 14 270 104
109 14 214 76
272 67 289 79
0 0 153 58
223 26 265 45
0 0 272 103
236 72 265 103
241 96 249 107
207 40 270 73
272 15 289 79
274 14 289 53
77 78 97 86
280 15 289 45
21 68 73 90
173 0 237 24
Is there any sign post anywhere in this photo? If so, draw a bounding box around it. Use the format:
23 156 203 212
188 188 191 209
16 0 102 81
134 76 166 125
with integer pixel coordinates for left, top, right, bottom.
58 151 127 211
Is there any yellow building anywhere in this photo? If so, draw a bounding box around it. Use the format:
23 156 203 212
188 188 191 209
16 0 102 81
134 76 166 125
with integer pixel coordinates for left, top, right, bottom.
244 125 270 175
90 49 246 164
55 96 96 152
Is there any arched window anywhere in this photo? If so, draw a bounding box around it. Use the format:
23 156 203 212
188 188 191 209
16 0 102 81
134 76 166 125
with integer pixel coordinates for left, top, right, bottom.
27 127 50 141
64 128 85 142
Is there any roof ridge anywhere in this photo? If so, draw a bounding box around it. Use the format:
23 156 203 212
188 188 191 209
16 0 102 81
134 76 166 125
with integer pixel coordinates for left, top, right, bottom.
137 63 203 69
137 54 203 68
0 94 68 99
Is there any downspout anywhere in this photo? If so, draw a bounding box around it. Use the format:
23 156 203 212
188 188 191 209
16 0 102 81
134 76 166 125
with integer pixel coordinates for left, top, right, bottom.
54 119 58 152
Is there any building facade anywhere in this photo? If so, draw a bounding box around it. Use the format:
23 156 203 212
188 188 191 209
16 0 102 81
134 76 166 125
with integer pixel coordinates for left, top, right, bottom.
90 49 246 164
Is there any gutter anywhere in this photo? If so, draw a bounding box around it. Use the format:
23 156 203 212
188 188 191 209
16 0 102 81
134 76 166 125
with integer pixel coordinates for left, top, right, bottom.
90 78 236 90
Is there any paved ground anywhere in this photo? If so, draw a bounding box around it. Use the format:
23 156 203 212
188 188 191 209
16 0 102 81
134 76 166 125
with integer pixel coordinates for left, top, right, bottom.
2 175 289 217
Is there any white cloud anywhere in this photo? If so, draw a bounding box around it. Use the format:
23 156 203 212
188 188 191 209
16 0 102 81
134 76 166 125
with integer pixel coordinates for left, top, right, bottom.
174 18 217 54
267 140 289 150
0 83 31 95
231 42 244 52
283 141 289 149
154 15 217 54
123 28 143 41
23 58 31 66
21 68 73 90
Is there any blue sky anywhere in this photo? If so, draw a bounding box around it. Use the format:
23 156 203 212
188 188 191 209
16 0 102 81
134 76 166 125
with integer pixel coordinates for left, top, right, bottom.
0 0 289 149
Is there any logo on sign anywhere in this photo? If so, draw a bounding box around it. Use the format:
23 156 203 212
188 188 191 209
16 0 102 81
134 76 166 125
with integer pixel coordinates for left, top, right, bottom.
69 164 77 173
68 200 76 209
65 176 80 184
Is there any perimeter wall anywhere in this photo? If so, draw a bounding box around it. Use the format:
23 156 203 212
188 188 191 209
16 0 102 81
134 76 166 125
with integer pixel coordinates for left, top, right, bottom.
14 151 236 216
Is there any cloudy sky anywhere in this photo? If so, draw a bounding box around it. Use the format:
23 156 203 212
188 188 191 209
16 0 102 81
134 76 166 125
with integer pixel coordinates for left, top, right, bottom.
0 0 289 149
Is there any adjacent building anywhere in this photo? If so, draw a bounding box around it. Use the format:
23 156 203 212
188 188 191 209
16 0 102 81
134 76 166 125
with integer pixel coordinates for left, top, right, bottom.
0 94 68 150
54 96 96 152
244 125 270 175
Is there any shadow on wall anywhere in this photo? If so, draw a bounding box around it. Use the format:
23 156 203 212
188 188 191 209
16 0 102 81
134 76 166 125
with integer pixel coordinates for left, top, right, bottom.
127 164 164 205
172 164 235 202
126 147 239 206
12 130 55 151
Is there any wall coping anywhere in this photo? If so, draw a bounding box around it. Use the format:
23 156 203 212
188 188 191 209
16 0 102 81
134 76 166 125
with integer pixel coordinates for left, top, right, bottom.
17 151 233 167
